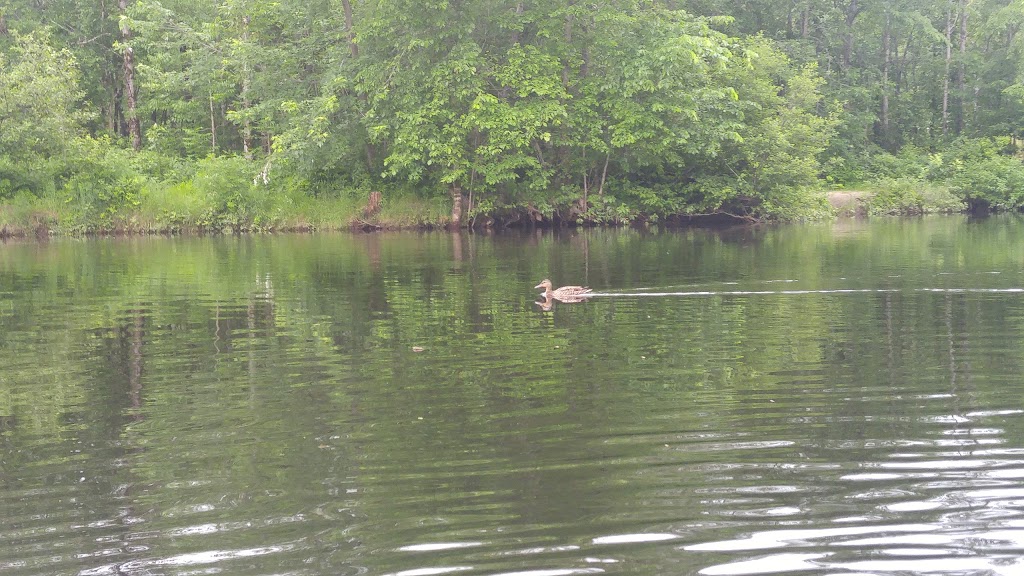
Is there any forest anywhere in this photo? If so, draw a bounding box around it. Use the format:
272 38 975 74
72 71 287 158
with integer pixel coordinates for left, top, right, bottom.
2 0 1024 233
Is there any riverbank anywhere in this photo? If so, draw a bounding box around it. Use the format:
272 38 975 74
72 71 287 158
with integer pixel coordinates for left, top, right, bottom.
0 191 454 238
0 197 800 238
826 183 967 217
0 185 980 239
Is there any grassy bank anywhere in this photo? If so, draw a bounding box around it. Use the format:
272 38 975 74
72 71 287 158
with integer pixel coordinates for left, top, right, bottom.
4 141 1021 238
0 179 985 239
0 185 969 239
0 187 454 238
827 180 966 218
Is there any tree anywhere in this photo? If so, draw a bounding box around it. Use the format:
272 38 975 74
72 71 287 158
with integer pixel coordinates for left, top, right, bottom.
0 31 88 195
682 37 837 219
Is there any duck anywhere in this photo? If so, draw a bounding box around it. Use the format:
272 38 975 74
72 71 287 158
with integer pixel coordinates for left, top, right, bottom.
534 279 593 301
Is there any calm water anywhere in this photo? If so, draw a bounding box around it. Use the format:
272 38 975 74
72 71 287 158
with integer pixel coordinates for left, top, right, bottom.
3 217 1024 575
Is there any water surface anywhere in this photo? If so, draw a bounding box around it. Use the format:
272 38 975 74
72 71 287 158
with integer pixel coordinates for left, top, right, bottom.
3 217 1024 575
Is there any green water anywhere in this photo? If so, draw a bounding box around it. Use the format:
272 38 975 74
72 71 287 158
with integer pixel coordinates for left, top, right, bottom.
3 218 1024 575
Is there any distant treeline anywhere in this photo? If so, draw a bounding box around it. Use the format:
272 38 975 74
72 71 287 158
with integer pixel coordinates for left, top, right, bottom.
2 0 1024 233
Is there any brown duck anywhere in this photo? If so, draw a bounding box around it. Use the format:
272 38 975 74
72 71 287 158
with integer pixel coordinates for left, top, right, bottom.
535 279 593 301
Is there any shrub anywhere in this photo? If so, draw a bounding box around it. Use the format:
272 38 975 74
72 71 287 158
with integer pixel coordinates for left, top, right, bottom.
868 177 964 215
140 181 209 231
190 156 266 230
948 156 1024 211
61 138 144 228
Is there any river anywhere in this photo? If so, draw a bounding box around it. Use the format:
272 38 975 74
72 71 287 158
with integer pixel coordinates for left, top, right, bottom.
2 216 1024 575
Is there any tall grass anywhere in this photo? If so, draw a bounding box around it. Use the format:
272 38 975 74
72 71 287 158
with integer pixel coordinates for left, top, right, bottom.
866 178 965 215
1 178 453 237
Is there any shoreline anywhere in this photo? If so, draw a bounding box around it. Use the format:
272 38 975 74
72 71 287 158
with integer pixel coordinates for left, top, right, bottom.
0 189 989 240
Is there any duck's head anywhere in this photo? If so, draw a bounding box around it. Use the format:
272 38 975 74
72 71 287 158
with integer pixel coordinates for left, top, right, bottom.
534 279 553 290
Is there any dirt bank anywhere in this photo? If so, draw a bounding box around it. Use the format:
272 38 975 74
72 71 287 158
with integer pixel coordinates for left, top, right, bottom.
827 190 872 217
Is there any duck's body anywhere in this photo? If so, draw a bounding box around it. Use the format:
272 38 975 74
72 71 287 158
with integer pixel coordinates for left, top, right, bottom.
535 279 592 301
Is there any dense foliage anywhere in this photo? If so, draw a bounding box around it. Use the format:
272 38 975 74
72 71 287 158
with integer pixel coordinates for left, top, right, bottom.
2 0 1024 231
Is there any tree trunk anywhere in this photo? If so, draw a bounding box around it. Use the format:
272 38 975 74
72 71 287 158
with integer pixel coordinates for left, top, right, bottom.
842 0 859 71
114 82 124 136
119 0 142 151
100 0 117 137
341 0 358 58
450 184 465 229
598 152 609 196
880 7 891 147
956 0 969 133
943 1 953 136
103 69 117 137
562 6 574 88
511 1 524 45
894 30 912 93
341 0 373 172
209 92 217 154
241 15 253 160
580 17 591 78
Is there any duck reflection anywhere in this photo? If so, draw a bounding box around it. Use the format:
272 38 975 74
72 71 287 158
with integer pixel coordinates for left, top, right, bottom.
534 293 591 311
534 295 555 311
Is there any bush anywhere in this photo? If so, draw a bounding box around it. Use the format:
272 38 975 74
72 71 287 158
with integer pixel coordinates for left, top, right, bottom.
948 156 1024 211
190 156 267 230
867 177 964 215
140 181 207 231
130 149 196 184
0 154 58 200
61 138 144 228
865 148 929 181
